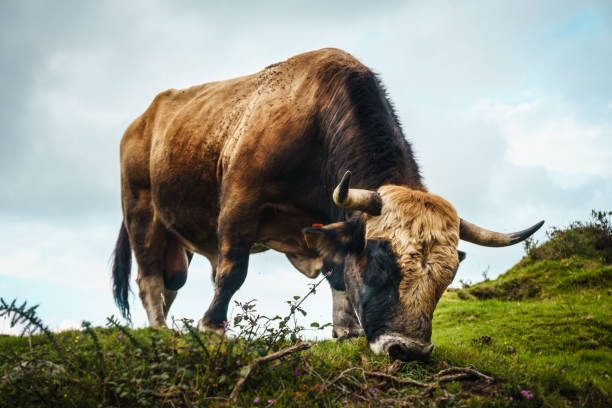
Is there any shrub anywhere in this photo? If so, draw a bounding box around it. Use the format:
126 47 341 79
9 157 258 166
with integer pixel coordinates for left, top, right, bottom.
525 210 612 263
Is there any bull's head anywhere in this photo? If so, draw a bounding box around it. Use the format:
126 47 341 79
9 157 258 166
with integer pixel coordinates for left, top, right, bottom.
303 171 543 361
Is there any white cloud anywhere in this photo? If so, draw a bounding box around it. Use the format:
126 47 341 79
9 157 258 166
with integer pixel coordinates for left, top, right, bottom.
0 316 22 336
0 219 116 292
56 319 81 332
474 99 541 116
475 97 612 186
0 315 81 335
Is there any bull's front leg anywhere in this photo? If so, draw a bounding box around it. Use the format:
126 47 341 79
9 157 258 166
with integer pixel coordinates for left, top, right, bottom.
198 240 250 333
331 288 364 340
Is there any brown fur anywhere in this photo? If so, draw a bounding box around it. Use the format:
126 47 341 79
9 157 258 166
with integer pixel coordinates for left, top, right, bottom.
365 186 460 320
121 50 361 269
116 48 450 334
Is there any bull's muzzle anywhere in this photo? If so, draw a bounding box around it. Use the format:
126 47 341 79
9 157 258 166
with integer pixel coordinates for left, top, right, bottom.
369 333 434 361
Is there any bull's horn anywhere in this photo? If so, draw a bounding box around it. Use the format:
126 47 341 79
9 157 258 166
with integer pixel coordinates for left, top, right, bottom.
332 171 383 215
459 218 544 247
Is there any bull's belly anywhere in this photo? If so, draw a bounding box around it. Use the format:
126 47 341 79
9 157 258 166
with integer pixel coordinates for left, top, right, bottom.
154 202 312 260
161 216 270 258
158 209 219 255
151 174 221 255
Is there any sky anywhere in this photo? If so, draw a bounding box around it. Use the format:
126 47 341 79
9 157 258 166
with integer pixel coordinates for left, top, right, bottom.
1 1 611 336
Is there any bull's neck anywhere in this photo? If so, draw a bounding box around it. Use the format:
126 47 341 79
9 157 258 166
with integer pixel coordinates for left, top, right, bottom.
317 67 425 220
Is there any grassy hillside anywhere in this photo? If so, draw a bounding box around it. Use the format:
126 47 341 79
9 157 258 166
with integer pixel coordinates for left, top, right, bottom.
1 211 611 407
434 210 611 406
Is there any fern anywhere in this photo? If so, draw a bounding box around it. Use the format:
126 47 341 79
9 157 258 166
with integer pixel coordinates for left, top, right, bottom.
0 298 61 357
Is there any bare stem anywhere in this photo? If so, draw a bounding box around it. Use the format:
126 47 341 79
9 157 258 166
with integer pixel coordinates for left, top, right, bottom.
229 342 311 401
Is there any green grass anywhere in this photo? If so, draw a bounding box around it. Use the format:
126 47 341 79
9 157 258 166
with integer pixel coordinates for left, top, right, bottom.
433 287 611 407
463 256 611 301
2 211 611 407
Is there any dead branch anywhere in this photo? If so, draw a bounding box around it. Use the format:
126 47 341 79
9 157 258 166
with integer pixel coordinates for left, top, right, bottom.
386 360 403 375
435 366 494 383
323 364 495 405
362 365 493 389
229 342 311 400
419 383 438 397
327 367 362 387
363 370 431 388
436 373 473 383
266 353 494 407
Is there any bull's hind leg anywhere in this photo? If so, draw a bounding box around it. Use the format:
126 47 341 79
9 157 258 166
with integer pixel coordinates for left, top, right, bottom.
331 288 364 340
126 196 190 327
133 232 190 326
160 241 191 318
136 269 166 327
162 250 193 318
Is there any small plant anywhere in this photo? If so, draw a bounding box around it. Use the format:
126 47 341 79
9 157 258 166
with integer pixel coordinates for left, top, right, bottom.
81 320 105 376
523 236 539 257
0 298 61 357
481 265 490 282
459 278 472 289
106 315 141 347
230 270 333 356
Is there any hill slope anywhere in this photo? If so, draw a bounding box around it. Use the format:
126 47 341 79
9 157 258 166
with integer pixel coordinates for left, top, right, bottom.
1 211 611 407
432 210 611 406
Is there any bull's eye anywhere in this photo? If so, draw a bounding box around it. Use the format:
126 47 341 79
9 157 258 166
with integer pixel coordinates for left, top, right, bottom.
364 263 387 288
363 239 400 288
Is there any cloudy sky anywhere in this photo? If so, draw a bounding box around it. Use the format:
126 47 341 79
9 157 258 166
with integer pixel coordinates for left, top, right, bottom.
1 1 611 335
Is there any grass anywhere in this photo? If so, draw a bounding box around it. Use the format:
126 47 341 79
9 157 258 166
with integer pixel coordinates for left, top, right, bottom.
434 287 611 407
1 211 611 407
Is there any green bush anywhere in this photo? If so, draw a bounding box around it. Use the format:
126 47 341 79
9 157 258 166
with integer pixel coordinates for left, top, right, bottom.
459 210 612 301
524 210 612 263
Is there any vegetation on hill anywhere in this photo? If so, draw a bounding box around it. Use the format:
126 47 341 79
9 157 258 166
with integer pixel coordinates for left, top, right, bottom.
1 211 610 407
460 210 612 302
440 210 611 406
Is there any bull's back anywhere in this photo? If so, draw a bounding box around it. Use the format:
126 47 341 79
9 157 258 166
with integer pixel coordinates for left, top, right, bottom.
121 48 366 252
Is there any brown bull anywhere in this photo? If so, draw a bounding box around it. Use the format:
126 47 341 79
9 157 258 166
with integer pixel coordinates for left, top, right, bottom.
112 48 543 361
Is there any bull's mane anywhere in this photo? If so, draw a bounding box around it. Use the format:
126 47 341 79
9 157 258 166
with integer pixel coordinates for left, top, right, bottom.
314 60 425 220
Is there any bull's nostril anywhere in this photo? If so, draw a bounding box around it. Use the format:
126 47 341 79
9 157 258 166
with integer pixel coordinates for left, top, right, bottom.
387 343 415 361
388 344 408 361
387 342 432 362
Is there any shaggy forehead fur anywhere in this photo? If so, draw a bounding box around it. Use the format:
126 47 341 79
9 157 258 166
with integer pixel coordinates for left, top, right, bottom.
365 185 460 316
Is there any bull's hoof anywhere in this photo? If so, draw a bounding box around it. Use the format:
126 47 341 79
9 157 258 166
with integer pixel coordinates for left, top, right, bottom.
197 317 227 336
332 326 364 341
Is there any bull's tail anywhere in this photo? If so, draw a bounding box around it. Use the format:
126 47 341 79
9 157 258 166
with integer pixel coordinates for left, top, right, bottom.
112 221 132 322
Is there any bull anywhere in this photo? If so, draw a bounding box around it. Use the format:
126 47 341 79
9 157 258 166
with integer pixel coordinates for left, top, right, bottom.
112 48 543 361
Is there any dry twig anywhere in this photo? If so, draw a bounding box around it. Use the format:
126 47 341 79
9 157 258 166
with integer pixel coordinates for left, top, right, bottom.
435 366 494 383
321 364 495 405
363 370 431 388
229 342 311 400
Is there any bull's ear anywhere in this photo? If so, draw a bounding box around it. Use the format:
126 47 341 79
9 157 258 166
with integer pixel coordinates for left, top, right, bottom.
303 219 365 263
303 223 346 263
458 250 467 263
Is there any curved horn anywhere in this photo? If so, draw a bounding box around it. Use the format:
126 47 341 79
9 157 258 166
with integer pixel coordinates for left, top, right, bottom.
333 171 383 216
460 218 544 247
